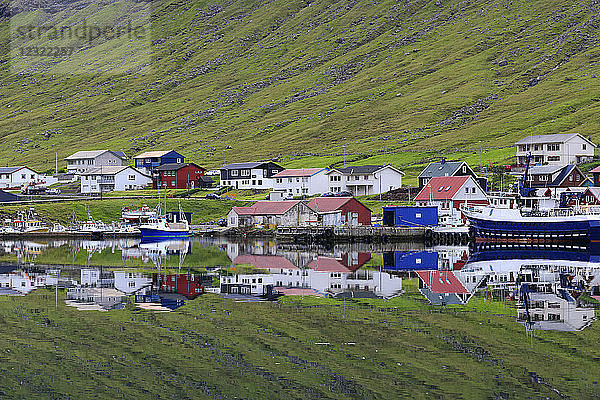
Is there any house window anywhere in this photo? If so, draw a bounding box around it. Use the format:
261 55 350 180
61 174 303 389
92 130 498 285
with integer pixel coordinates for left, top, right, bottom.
231 170 239 176
21 174 26 179
583 144 587 150
329 176 341 182
128 175 135 180
276 178 282 184
241 169 250 176
462 166 466 173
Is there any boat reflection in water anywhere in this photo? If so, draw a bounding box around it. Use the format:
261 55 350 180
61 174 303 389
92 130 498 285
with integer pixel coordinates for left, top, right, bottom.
0 237 595 330
464 244 598 331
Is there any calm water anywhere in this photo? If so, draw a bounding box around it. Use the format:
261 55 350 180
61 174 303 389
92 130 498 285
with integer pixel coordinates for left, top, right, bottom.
0 237 598 331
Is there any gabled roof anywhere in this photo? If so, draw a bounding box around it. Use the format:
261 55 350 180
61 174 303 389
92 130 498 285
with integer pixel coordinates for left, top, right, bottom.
307 197 351 212
221 162 279 170
81 166 149 177
515 133 595 146
273 168 326 178
583 187 600 201
307 257 355 273
589 166 600 174
418 161 468 179
65 150 126 160
231 200 301 216
0 166 29 174
156 163 205 172
233 255 299 270
327 164 404 175
416 270 469 294
527 165 565 175
306 197 370 214
550 165 579 186
134 150 181 159
414 176 471 201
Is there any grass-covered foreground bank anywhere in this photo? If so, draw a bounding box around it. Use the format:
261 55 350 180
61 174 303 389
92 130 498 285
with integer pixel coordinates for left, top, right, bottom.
0 288 598 399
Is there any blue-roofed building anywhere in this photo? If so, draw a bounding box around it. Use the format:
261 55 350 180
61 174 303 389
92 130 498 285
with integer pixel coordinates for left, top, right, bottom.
134 151 185 175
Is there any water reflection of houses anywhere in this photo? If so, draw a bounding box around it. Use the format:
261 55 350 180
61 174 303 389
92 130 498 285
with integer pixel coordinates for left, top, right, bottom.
517 292 594 331
67 268 152 310
416 270 483 305
222 253 402 298
153 274 206 299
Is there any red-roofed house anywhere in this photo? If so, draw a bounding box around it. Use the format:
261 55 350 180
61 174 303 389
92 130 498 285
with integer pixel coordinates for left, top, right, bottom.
590 166 600 187
307 197 371 226
416 270 474 305
415 176 487 221
272 168 329 197
227 201 317 228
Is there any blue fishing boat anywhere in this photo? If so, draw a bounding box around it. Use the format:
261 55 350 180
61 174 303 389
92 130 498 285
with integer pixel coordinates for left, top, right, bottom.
139 189 189 240
139 216 189 239
462 154 600 243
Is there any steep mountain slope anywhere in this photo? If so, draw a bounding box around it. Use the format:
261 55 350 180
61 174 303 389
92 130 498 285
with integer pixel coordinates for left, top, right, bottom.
0 0 598 172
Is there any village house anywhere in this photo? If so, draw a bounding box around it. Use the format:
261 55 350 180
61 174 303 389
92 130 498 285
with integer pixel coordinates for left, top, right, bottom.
0 166 52 189
324 165 404 196
418 159 486 190
220 162 283 190
154 274 205 299
588 166 600 187
227 200 317 228
134 150 185 175
80 166 152 194
417 270 478 305
154 163 209 189
516 133 595 165
272 168 329 198
524 165 585 188
65 150 126 174
414 176 488 223
307 197 372 226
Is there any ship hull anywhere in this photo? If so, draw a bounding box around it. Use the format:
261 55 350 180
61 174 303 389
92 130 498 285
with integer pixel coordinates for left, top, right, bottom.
464 208 600 244
139 227 189 239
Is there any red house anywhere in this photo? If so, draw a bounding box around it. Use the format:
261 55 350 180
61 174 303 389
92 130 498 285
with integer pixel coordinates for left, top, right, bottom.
155 163 207 189
307 197 372 226
153 274 205 299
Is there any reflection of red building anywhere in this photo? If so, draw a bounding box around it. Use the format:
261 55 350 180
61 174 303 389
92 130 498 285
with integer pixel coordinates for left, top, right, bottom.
153 274 205 299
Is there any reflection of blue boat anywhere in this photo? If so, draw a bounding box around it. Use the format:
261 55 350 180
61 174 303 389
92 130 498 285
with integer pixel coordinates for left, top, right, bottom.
469 245 600 264
383 251 438 271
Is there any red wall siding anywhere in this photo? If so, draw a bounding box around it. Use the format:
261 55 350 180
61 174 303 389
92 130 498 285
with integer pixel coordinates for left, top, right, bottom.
340 199 372 226
158 165 205 189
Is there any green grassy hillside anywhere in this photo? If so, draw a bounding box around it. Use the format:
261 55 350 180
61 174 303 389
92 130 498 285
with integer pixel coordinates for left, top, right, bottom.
0 0 598 173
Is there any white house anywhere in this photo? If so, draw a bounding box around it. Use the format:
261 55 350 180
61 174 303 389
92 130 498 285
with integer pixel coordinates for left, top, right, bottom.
220 162 283 190
0 166 53 189
272 168 329 198
80 166 152 194
516 133 595 165
414 176 488 223
324 165 404 196
65 150 127 174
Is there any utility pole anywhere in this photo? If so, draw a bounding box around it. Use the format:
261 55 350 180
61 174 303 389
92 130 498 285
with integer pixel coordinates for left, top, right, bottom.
343 145 346 168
